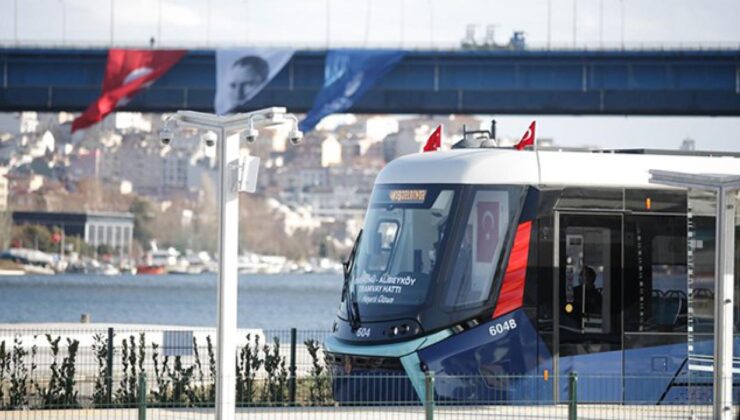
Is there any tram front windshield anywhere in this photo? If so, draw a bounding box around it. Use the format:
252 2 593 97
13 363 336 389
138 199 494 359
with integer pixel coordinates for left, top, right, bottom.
347 185 523 321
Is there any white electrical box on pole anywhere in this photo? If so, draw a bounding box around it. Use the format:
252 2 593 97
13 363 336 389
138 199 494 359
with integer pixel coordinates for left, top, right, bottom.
159 107 302 420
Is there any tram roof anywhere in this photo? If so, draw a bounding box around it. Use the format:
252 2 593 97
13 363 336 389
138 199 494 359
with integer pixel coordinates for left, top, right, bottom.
376 148 740 189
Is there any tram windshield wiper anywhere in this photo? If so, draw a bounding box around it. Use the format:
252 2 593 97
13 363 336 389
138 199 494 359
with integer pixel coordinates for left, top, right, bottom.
343 230 362 330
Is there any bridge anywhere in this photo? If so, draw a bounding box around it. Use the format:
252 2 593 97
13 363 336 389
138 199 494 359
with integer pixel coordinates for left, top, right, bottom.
1 48 739 115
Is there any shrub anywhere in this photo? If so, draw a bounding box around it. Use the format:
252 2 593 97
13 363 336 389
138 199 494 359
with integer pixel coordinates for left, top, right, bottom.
261 337 288 404
151 342 171 403
35 335 63 407
60 338 80 408
91 332 112 405
8 335 35 409
305 339 330 405
236 333 262 405
169 356 195 406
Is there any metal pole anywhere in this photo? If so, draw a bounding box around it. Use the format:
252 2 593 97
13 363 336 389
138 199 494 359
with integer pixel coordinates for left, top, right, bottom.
424 371 435 420
713 188 735 420
106 327 114 405
138 372 147 420
289 328 297 404
215 128 239 420
568 371 578 420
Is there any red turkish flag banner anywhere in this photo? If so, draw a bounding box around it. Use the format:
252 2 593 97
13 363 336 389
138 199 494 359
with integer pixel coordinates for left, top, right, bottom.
475 201 500 263
514 121 536 150
72 49 186 132
422 125 442 152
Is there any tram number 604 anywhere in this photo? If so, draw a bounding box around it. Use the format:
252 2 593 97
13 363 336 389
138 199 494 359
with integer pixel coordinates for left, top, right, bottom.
356 327 371 338
489 319 517 337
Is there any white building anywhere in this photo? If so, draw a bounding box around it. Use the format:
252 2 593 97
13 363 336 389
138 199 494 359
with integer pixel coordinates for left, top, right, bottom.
116 113 152 133
321 135 342 167
20 112 39 134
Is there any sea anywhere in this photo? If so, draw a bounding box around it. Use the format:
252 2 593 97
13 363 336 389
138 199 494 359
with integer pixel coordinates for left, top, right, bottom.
0 274 342 331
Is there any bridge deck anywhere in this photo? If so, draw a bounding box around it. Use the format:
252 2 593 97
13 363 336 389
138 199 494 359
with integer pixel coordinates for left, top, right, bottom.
1 49 739 115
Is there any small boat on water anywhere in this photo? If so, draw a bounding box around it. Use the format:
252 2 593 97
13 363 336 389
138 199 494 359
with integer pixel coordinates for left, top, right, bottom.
0 248 55 275
135 265 167 275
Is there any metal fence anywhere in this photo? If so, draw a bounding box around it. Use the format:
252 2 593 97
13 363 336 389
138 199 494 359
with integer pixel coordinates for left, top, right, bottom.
0 326 734 419
0 326 332 384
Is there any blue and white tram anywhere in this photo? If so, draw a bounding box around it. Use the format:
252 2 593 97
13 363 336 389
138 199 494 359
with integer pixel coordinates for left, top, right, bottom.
324 146 740 404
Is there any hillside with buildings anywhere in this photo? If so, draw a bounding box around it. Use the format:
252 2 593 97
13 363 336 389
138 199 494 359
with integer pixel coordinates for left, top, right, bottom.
0 111 486 266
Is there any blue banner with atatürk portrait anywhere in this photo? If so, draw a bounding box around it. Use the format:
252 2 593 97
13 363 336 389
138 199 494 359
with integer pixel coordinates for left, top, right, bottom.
299 49 404 132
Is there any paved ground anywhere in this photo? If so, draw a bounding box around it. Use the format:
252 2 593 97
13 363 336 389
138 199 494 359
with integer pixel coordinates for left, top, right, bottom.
0 405 719 420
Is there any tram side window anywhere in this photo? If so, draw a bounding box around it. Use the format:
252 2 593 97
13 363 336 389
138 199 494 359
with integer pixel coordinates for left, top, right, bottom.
624 216 687 333
444 188 520 309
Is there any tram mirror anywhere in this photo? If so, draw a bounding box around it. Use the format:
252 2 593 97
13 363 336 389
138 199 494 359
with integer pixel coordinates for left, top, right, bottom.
430 190 454 217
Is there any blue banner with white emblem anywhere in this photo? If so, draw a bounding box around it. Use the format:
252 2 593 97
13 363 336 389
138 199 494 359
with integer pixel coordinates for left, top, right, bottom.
299 49 404 132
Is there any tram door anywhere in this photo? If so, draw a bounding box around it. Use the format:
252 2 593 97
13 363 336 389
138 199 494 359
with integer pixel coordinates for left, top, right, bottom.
556 214 623 402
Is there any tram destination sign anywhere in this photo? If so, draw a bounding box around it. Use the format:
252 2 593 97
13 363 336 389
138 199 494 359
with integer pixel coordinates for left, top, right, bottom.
375 188 428 205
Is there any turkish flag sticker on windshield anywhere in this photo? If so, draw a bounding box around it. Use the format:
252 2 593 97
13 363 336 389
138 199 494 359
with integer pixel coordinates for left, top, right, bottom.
476 201 500 263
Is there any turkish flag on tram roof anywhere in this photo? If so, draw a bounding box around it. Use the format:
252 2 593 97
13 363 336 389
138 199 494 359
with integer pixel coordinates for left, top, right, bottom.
423 125 442 152
514 121 536 150
72 49 186 132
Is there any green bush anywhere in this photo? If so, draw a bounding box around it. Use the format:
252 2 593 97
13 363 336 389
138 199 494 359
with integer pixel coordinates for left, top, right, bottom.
236 333 262 405
261 337 289 404
91 332 112 405
304 339 331 405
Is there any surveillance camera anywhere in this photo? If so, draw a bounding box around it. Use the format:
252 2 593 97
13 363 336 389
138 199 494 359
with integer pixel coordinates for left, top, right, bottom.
241 128 259 143
202 131 217 147
159 128 173 146
288 129 304 145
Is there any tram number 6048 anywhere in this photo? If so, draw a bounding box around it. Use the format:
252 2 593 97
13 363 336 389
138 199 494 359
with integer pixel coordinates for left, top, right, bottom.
489 319 517 337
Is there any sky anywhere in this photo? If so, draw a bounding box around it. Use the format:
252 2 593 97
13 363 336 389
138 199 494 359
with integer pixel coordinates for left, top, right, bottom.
0 0 739 151
2 0 739 48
